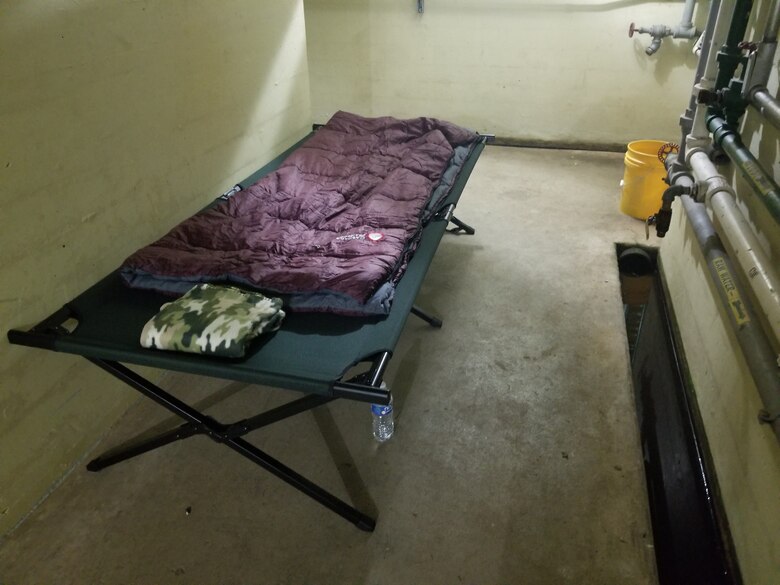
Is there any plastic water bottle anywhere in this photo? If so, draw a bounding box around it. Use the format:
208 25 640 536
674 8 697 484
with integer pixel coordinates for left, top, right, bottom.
371 387 394 442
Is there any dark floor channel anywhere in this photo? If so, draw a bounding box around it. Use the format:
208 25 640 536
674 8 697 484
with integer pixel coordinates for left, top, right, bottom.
619 244 742 585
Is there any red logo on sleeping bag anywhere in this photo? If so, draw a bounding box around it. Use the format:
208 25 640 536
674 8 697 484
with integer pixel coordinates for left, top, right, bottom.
367 232 385 242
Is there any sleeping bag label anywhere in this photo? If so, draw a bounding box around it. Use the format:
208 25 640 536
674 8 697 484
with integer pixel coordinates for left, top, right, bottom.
334 231 385 243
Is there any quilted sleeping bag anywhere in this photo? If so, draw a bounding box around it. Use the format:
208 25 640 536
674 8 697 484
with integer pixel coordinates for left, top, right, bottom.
120 111 479 314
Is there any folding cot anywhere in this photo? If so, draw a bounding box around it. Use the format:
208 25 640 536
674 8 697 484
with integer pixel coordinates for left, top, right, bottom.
7 126 486 531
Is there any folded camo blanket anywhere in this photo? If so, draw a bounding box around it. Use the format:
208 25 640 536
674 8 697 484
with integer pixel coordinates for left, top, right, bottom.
141 284 285 358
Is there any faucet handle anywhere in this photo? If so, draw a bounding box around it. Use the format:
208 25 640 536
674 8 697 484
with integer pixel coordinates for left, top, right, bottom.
645 215 656 240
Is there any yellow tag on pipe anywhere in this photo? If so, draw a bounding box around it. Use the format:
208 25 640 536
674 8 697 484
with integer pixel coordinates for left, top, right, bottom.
712 257 751 326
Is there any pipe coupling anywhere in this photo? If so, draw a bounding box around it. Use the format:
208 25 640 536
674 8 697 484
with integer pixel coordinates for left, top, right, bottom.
684 142 710 164
703 175 735 204
707 115 738 146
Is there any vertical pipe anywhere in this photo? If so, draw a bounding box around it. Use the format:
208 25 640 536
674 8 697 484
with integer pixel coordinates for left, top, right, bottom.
715 0 753 125
745 0 779 100
724 0 753 48
675 192 780 443
681 0 697 28
689 0 737 144
703 0 737 80
680 0 723 160
750 89 780 130
688 0 722 108
765 0 780 40
744 0 780 128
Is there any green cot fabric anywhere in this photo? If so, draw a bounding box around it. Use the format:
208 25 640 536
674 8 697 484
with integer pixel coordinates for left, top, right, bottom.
140 284 285 358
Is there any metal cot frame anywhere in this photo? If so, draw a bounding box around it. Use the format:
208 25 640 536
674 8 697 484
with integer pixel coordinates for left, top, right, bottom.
7 136 486 531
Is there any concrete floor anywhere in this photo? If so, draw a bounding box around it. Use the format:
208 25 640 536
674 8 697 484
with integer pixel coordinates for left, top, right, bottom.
0 146 660 584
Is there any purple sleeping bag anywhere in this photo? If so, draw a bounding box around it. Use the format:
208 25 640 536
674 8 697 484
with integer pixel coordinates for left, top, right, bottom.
120 111 478 314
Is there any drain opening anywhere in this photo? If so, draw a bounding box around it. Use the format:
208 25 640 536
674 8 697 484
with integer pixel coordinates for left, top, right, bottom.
617 244 657 356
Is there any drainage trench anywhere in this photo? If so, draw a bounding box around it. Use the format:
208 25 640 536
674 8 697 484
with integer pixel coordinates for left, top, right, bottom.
617 244 741 585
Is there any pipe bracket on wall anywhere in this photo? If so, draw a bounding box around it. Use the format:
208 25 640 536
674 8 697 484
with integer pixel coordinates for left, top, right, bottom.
759 409 780 425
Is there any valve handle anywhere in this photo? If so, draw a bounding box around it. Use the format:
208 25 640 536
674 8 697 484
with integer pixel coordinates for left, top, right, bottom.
657 142 679 163
629 22 637 38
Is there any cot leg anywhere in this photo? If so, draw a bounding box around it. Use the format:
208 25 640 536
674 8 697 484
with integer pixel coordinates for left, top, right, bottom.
411 305 443 328
227 436 376 531
448 215 475 235
87 422 199 471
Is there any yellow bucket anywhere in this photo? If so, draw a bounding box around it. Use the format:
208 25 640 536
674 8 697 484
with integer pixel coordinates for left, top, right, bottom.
620 140 670 220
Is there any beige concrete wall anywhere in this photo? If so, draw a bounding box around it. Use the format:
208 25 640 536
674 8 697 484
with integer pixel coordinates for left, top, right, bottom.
304 0 699 145
660 3 780 582
0 0 311 536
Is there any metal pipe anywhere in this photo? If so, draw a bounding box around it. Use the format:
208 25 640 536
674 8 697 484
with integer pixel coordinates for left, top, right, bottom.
713 0 754 125
750 88 780 130
686 149 780 335
682 1 780 331
667 173 780 442
686 0 722 110
724 0 753 51
746 44 777 95
703 0 737 81
744 0 780 123
707 114 780 223
764 0 780 41
671 0 780 444
681 0 697 29
689 0 737 147
744 0 780 86
679 0 723 161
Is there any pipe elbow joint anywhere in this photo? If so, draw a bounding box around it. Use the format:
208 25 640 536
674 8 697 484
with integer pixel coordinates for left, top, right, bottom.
645 36 663 55
662 184 694 205
655 184 696 237
671 25 698 39
654 207 674 237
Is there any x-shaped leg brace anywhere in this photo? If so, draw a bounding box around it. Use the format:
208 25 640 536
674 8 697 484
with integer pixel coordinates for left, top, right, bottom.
85 358 378 531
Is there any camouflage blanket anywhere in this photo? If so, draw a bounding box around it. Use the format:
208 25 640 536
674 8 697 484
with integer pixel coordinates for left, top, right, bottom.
140 284 285 358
